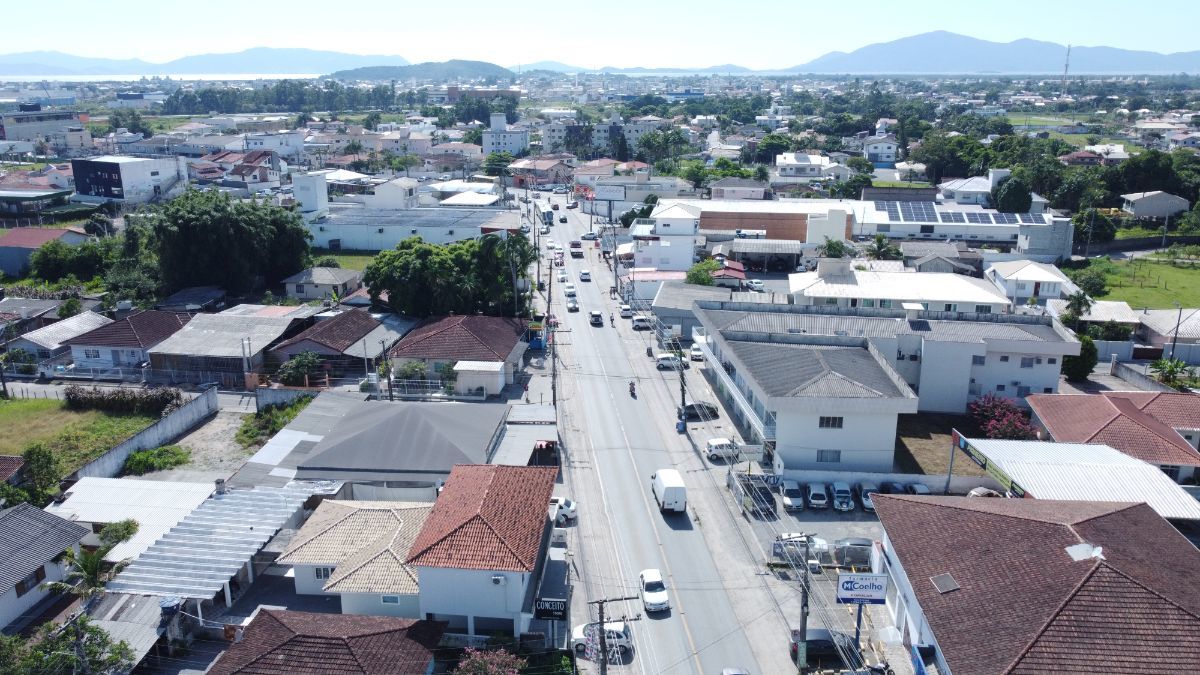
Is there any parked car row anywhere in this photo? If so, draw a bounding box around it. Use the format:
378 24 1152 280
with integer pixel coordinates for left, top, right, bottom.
778 480 930 513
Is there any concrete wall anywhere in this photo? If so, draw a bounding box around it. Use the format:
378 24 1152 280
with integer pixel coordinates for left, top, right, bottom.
775 467 1002 495
73 387 219 479
774 411 899 472
416 566 531 636
342 591 420 618
1165 342 1200 365
1093 340 1135 362
1111 362 1176 393
254 386 316 412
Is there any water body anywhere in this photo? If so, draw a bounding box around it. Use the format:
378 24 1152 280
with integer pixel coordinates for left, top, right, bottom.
1 73 320 83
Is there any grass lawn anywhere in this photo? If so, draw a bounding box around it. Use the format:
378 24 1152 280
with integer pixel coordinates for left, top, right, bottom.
0 399 154 473
893 413 987 478
1100 259 1200 309
312 248 377 271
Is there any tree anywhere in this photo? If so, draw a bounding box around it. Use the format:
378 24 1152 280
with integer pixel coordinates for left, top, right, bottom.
453 647 526 675
1150 358 1192 388
2 616 134 675
84 213 113 238
344 139 364 157
685 259 720 286
276 351 323 386
314 255 341 268
755 133 793 164
754 165 770 183
98 519 139 548
390 154 420 177
817 237 851 259
483 151 514 176
969 393 1037 440
21 443 61 505
864 233 900 260
991 175 1033 212
42 545 128 612
462 127 483 145
58 297 83 318
680 160 709 189
829 172 873 199
846 156 874 174
1061 335 1098 382
362 111 382 131
1070 269 1108 297
1072 209 1117 245
1059 290 1094 329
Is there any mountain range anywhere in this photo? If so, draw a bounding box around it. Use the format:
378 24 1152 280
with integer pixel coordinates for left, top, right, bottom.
0 48 408 76
326 60 515 81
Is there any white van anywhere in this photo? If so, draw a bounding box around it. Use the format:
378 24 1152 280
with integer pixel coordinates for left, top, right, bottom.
650 469 687 513
631 316 651 330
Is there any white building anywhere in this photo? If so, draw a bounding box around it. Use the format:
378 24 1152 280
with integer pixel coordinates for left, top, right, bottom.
368 177 420 209
863 134 899 166
709 177 768 200
482 113 529 157
775 153 852 182
985 260 1076 305
245 130 305 159
938 168 1012 206
0 505 87 632
630 202 700 271
1121 191 1190 219
293 170 331 220
790 259 1013 314
282 267 362 302
71 155 186 204
586 171 693 217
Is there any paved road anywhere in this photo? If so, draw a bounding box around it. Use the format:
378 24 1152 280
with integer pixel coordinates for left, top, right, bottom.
539 191 790 674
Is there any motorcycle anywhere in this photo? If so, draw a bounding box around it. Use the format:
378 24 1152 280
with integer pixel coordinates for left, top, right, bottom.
629 381 636 397
609 313 614 327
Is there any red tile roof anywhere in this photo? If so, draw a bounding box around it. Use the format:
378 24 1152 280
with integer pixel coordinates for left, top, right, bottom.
874 495 1200 675
63 310 191 350
0 227 84 249
406 465 557 572
273 309 380 353
0 455 23 482
207 609 444 675
1027 393 1200 467
388 315 527 363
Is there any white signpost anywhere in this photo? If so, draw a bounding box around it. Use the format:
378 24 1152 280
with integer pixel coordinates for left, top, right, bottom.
836 572 889 652
593 184 627 202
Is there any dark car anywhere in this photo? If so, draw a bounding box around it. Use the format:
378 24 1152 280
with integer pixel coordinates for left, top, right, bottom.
559 216 568 223
879 481 906 495
677 402 719 420
791 628 860 668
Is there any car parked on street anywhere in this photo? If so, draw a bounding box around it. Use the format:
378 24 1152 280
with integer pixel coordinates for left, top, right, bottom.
745 279 765 292
619 304 634 318
631 316 652 330
705 437 739 461
677 401 719 420
689 345 704 361
559 215 568 223
856 482 878 512
550 497 576 523
572 622 632 657
806 483 829 509
780 480 805 511
792 628 860 668
567 201 579 209
655 353 684 370
580 231 597 239
880 481 906 495
906 483 932 495
639 569 670 612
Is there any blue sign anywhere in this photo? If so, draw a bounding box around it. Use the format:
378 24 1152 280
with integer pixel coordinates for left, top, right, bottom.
836 573 888 605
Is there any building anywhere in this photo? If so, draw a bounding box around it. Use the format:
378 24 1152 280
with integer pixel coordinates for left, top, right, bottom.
899 241 982 275
244 130 305 159
0 109 82 142
282 266 362 302
63 309 191 373
147 307 314 386
71 155 185 204
0 187 73 217
271 309 410 373
1028 392 1200 483
984 260 1075 305
0 503 88 631
586 171 693 218
1120 191 1190 219
277 500 432 616
1057 150 1103 166
938 169 1012 207
774 153 852 182
507 158 572 188
482 113 529 157
863 134 899 166
1138 307 1200 347
6 310 112 361
790 259 1013 314
207 609 445 675
629 202 701 271
0 226 89 277
1045 298 1139 334
405 464 558 636
709 177 768 200
694 300 1080 421
388 315 528 385
874 496 1200 675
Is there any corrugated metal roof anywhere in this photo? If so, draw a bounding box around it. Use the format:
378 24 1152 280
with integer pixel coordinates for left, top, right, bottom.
0 503 88 588
725 341 908 399
966 438 1200 521
15 311 112 350
789 270 1011 306
148 314 297 358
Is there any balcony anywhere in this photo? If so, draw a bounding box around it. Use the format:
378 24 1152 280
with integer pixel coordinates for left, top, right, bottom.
696 341 772 441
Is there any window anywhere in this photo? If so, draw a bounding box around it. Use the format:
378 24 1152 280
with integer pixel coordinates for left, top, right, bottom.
314 567 333 580
1047 358 1057 365
150 170 159 176
877 224 890 233
14 566 46 597
879 300 893 309
974 305 992 314
381 595 400 604
920 225 935 234
943 304 955 312
1043 387 1053 393
999 355 1009 362
816 449 842 463
996 384 1006 391
819 416 844 429
1017 386 1031 397
972 355 986 365
83 349 100 359
1016 283 1026 291
823 297 839 305
1020 357 1035 368
294 284 305 294
1161 465 1181 481
862 299 875 308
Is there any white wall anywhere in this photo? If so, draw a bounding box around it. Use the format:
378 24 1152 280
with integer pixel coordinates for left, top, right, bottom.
307 222 483 251
342 591 420 618
292 563 336 595
416 566 532 636
774 411 900 472
293 172 330 216
915 341 980 413
0 560 66 631
349 483 439 501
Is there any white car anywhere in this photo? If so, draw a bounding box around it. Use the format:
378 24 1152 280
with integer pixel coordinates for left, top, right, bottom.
550 497 577 522
705 437 738 461
619 304 634 318
689 345 704 361
572 622 632 657
746 279 765 292
545 238 555 249
579 270 591 282
779 479 805 511
539 225 550 235
563 283 577 297
557 270 568 282
639 569 670 612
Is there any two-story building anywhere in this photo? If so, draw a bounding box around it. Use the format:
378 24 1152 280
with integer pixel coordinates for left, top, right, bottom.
863 134 899 166
630 202 701 271
0 504 88 631
774 153 853 183
985 260 1076 305
71 155 185 204
790 259 1013 314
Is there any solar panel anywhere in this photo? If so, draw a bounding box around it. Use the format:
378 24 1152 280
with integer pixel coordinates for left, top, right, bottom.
938 211 966 223
913 203 938 222
993 213 1019 224
1018 213 1042 223
966 212 993 224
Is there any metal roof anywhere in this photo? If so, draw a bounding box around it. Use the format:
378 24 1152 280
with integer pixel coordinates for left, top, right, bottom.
965 438 1200 521
148 314 297 358
106 483 320 599
13 310 112 350
715 239 809 255
789 269 1012 306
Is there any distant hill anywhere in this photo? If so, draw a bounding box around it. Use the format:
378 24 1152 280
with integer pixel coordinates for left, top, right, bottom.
790 31 1200 74
0 48 408 76
327 60 516 81
597 64 753 74
510 61 584 73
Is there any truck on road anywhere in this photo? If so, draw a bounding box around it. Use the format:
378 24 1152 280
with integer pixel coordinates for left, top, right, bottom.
650 469 687 513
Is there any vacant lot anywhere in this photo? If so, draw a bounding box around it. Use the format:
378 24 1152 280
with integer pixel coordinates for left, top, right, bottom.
312 248 376 271
0 398 154 473
1101 259 1200 309
893 413 987 477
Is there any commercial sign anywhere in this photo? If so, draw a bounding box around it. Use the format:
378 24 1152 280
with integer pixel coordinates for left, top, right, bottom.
836 572 888 605
953 430 1026 497
593 185 626 202
533 598 567 620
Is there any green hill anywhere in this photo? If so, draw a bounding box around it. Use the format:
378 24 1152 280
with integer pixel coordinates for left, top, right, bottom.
326 59 515 81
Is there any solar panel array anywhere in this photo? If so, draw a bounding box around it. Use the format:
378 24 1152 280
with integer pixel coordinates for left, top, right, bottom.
993 212 1019 224
1018 213 1042 223
965 212 993 224
874 201 901 221
898 202 938 222
939 211 966 223
872 201 1042 226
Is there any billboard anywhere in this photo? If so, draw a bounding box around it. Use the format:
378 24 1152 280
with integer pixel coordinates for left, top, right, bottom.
533 597 567 620
593 185 627 201
836 573 888 605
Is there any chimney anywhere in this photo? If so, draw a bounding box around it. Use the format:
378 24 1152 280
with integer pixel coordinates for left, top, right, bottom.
215 478 227 495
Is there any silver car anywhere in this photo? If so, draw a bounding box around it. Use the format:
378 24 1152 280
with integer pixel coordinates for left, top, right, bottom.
806 483 829 509
779 480 805 511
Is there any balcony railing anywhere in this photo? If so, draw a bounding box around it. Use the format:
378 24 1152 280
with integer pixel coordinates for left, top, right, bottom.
696 341 772 440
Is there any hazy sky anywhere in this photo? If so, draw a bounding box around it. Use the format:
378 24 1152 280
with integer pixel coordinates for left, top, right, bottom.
9 0 1200 70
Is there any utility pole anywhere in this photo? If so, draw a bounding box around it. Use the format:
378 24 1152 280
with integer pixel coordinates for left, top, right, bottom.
1170 302 1183 361
380 339 394 401
587 595 636 675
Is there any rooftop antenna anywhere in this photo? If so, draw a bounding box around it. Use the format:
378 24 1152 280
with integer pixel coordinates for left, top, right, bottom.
1062 44 1072 123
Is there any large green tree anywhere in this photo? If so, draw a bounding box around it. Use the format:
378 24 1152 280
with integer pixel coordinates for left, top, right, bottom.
685 260 720 286
146 189 311 294
991 175 1033 213
1061 335 1098 382
0 616 134 675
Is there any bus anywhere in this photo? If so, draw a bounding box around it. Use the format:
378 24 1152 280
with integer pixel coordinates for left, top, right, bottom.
539 204 554 226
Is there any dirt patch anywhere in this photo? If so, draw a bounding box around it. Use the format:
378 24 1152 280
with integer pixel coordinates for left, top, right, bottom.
893 413 987 477
135 410 253 483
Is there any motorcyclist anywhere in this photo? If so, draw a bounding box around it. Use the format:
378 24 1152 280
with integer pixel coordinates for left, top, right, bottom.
609 313 614 326
629 380 636 395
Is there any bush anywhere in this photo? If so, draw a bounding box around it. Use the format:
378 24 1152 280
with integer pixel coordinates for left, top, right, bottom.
64 385 183 417
1061 335 1099 382
275 352 322 387
122 445 191 476
968 393 1037 440
236 396 313 447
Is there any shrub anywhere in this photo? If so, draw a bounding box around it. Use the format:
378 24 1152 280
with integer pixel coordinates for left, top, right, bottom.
236 396 313 448
969 393 1037 440
122 445 191 476
64 385 183 417
1061 335 1098 382
275 352 322 387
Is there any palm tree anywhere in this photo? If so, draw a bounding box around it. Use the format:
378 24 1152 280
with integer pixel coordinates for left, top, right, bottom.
1065 290 1093 318
864 233 900 260
42 547 129 613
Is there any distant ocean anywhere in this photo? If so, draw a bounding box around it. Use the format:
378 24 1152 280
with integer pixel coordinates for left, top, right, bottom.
0 73 321 83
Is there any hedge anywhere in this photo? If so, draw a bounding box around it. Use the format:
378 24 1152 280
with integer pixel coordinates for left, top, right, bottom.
64 385 183 417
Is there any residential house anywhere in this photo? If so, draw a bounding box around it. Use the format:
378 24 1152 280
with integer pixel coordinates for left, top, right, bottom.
1137 307 1200 348
1121 191 1190 219
790 259 1013 314
431 142 483 163
0 456 23 485
630 202 701 272
709 177 768 200
405 464 558 636
899 241 982 275
71 155 185 204
774 153 852 183
1057 150 1103 166
1084 143 1129 164
507 158 572 188
388 315 528 385
1028 391 1200 483
277 500 433 616
985 260 1075 305
482 113 529 157
0 226 89 277
6 310 111 361
938 169 1013 206
155 286 226 313
294 401 510 500
572 163 616 187
207 609 445 675
863 134 899 166
1168 131 1200 150
0 297 66 338
0 503 88 631
1045 298 1139 336
225 150 286 192
693 299 1080 422
282 267 362 302
874 496 1200 675
244 130 305 159
271 309 410 374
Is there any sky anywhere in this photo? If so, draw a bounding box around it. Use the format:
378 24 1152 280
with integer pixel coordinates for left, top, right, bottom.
7 0 1200 70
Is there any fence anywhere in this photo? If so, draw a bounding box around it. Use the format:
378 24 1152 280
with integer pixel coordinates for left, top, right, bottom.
71 387 220 479
254 386 319 411
1164 342 1200 366
1075 235 1200 255
1092 340 1135 362
1110 362 1176 393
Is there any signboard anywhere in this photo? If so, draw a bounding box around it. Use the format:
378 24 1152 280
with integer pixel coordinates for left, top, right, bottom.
533 598 567 621
954 431 1026 497
594 185 627 202
836 573 888 605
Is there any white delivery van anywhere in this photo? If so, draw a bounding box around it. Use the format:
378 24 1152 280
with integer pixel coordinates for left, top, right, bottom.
650 469 687 513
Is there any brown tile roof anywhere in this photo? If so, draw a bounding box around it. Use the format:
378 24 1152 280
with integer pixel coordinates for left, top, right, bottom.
1028 393 1200 467
874 495 1200 675
406 465 557 572
63 310 191 350
0 227 83 249
388 315 527 363
0 455 23 482
273 309 379 354
207 609 444 675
